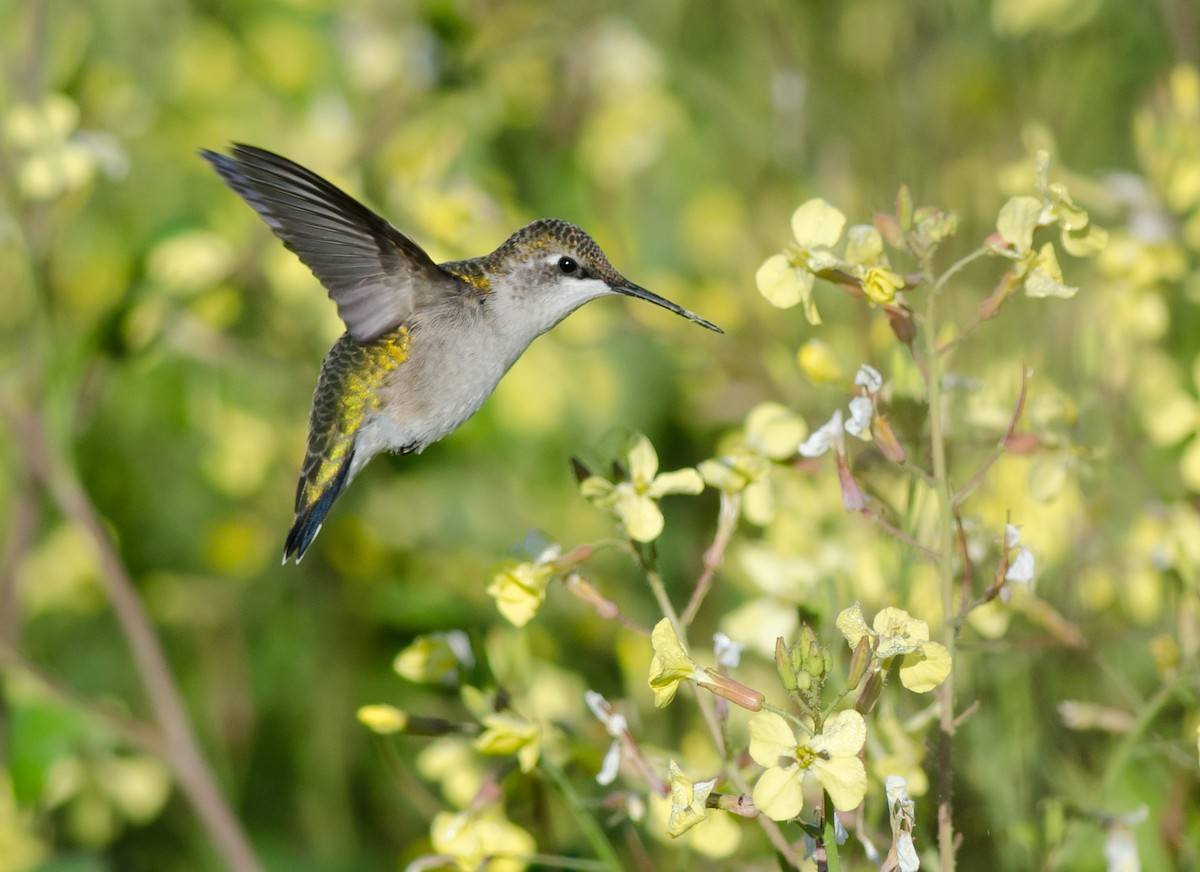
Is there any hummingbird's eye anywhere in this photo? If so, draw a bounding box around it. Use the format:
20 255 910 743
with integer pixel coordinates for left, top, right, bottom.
557 256 580 276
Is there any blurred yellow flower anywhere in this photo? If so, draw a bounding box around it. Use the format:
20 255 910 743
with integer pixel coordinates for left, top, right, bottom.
748 710 867 817
417 739 486 809
473 713 541 773
394 632 469 684
861 266 905 304
797 338 845 384
486 549 558 628
431 807 535 872
581 434 703 542
756 198 847 323
699 402 806 524
356 704 408 735
665 761 715 837
836 604 951 693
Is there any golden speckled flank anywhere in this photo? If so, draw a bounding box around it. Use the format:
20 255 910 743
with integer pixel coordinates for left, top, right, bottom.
442 259 492 293
298 327 411 511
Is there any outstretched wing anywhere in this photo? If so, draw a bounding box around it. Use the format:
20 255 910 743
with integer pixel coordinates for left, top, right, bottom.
201 144 463 342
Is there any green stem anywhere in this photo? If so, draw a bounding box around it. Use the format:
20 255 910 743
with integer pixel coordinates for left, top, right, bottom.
540 757 624 872
932 245 991 297
1100 673 1180 796
923 270 958 872
823 793 841 872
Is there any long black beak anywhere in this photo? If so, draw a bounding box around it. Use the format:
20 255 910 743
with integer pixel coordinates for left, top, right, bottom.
615 283 723 333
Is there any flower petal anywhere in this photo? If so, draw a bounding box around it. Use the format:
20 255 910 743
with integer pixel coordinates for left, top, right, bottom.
627 433 660 483
811 710 867 758
997 195 1042 253
898 641 952 692
617 492 665 542
835 603 871 648
792 198 847 248
756 253 806 309
752 764 805 822
647 467 705 497
748 711 797 767
845 396 874 438
812 754 868 812
745 402 807 458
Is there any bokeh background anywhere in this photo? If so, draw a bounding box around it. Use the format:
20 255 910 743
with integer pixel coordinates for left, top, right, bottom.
2 0 1199 869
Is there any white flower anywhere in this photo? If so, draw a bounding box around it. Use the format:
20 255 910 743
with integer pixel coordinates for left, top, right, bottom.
712 632 743 668
1006 548 1035 585
854 364 883 393
799 410 844 457
845 396 874 438
585 691 628 786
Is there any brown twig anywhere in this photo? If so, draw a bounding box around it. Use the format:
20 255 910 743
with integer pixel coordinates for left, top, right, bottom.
16 411 264 872
952 365 1031 506
0 646 164 754
681 491 740 626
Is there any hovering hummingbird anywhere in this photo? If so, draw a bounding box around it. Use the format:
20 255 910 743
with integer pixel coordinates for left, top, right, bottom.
201 145 721 563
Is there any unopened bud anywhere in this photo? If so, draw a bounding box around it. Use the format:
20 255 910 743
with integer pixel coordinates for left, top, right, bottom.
854 665 884 715
699 669 765 711
871 413 907 463
845 635 872 691
836 454 869 512
775 636 799 692
884 305 916 345
873 212 906 250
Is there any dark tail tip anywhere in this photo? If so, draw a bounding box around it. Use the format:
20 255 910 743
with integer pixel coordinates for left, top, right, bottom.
282 453 354 565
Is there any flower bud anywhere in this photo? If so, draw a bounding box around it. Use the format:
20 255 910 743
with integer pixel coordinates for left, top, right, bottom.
836 454 868 512
871 413 907 464
854 665 884 715
873 211 907 250
699 669 764 711
845 635 872 692
774 636 799 692
885 305 916 345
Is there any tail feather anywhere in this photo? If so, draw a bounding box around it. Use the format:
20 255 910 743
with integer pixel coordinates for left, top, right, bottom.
283 448 354 564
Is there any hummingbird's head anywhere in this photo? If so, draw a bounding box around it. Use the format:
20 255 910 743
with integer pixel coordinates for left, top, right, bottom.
489 219 722 337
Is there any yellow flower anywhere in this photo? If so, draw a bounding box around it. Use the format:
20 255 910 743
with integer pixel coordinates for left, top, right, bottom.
861 266 905 304
748 710 867 818
486 546 559 627
797 338 845 384
356 704 408 735
581 434 703 542
647 619 710 707
394 632 469 684
756 198 847 323
665 760 716 837
431 807 536 872
647 619 764 710
836 604 952 693
473 713 541 773
699 402 806 525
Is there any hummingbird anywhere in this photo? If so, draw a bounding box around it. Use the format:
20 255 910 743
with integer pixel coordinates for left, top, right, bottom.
201 145 721 563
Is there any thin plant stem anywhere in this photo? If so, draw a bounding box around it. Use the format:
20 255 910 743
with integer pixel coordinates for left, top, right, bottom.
823 793 841 872
923 270 959 872
540 757 624 872
16 411 264 872
681 491 740 626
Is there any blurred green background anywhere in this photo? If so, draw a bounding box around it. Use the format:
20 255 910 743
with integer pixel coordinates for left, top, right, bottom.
2 0 1199 869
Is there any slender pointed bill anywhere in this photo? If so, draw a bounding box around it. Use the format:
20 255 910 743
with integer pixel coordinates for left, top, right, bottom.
615 283 723 333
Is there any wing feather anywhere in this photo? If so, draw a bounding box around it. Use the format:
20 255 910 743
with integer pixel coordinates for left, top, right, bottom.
201 144 464 342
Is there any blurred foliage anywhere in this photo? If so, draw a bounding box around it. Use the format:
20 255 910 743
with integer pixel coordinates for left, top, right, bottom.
1 0 1199 870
